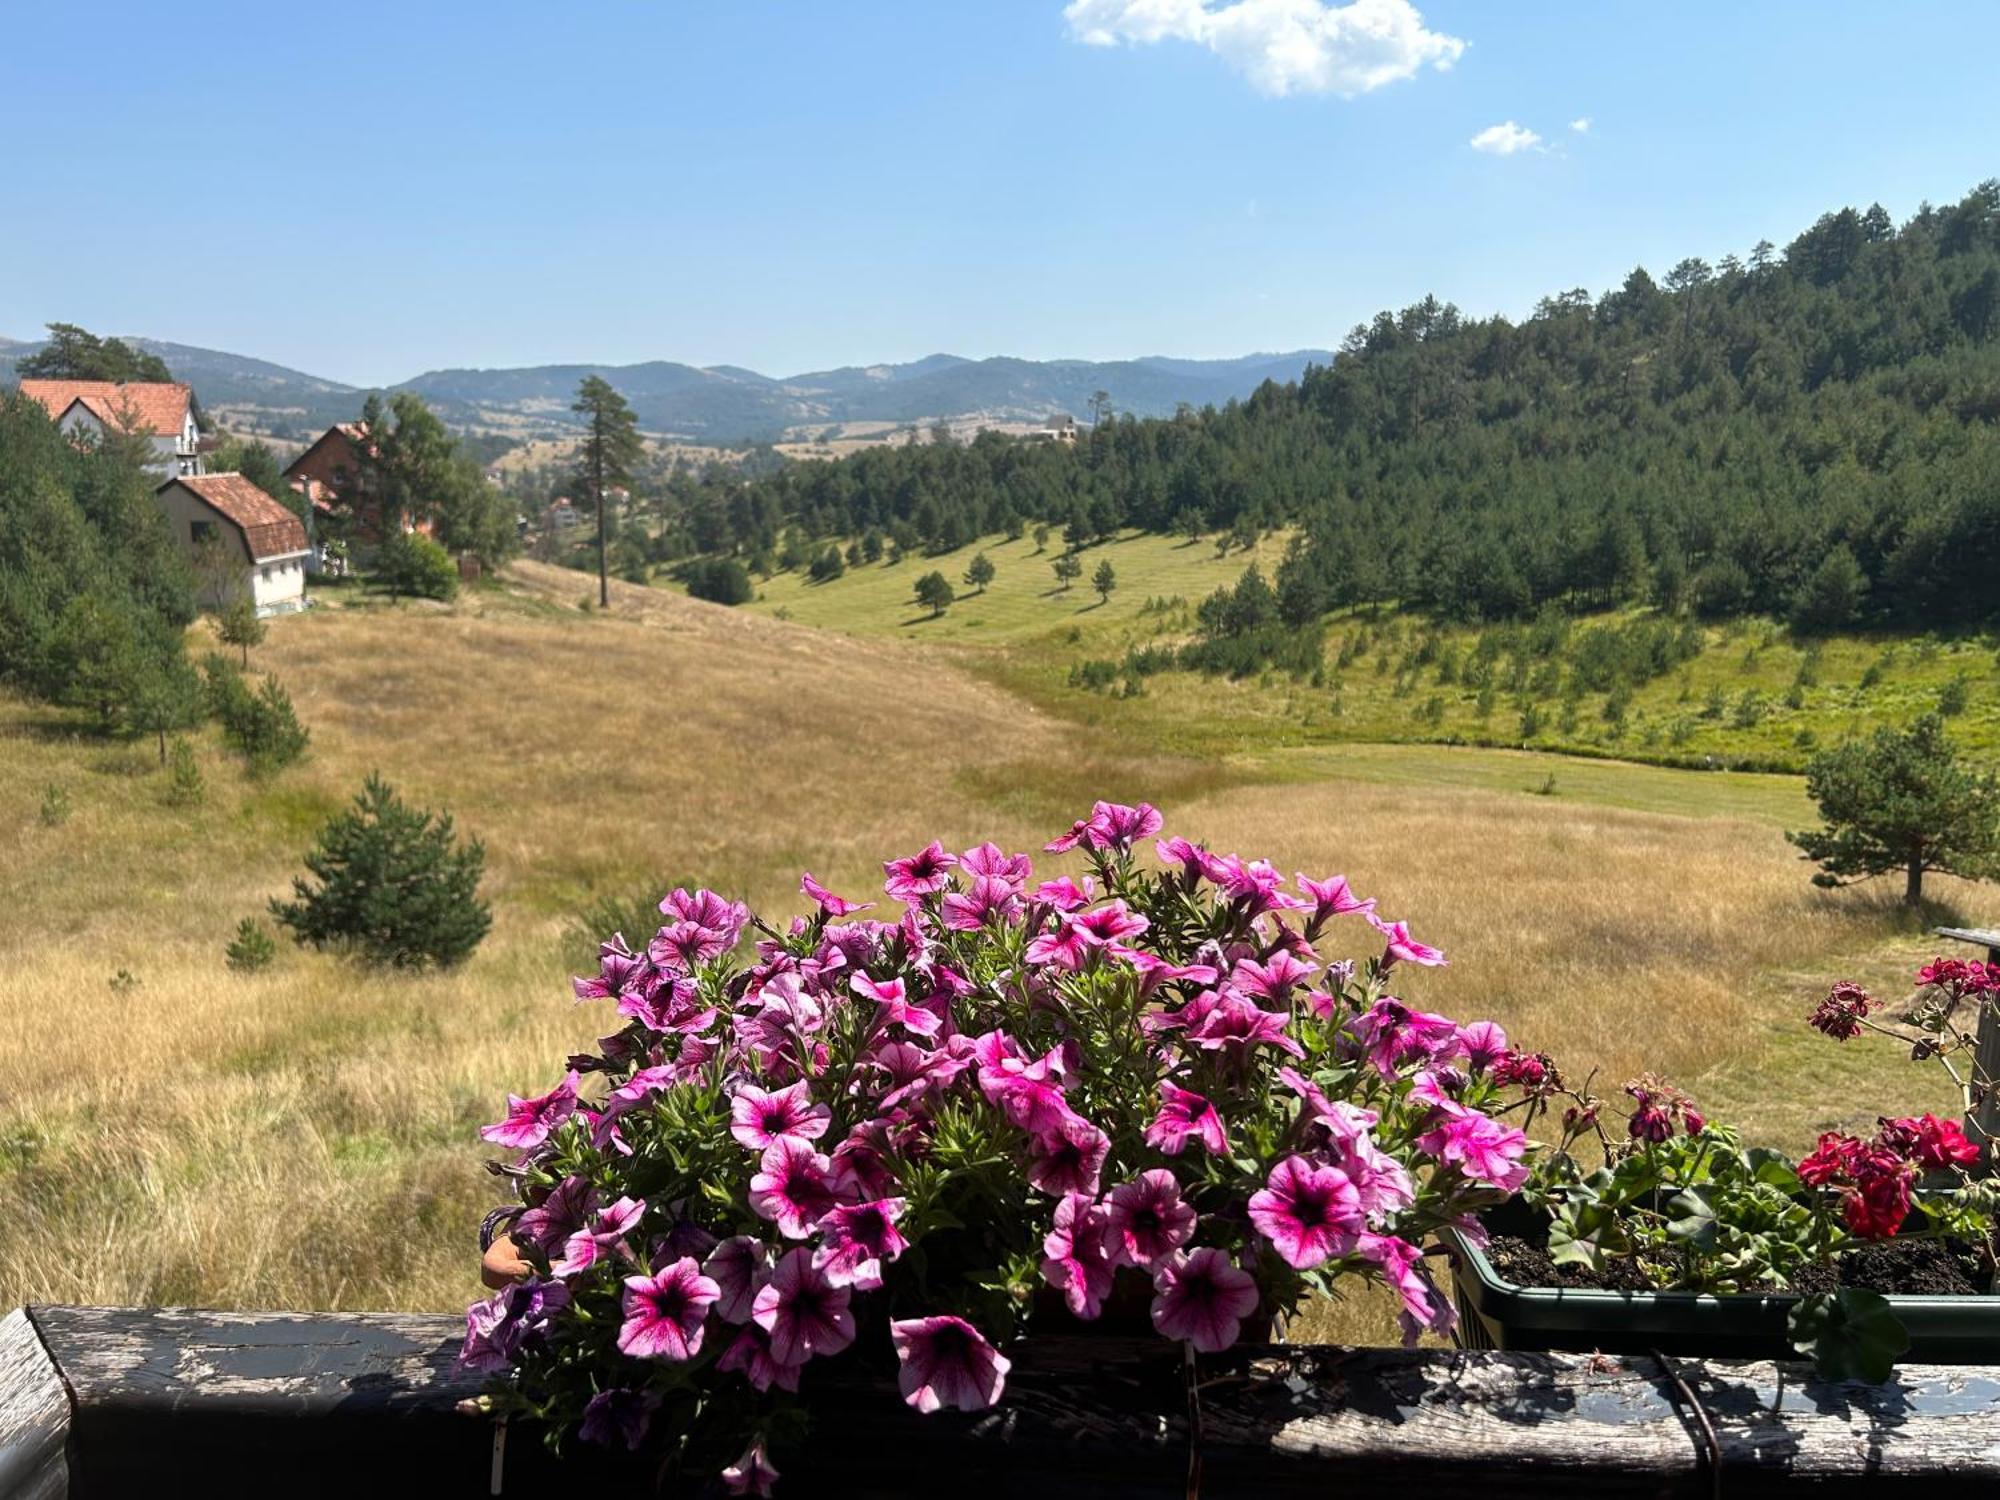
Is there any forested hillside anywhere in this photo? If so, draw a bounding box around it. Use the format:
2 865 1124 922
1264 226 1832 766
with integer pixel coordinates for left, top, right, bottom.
682 182 2000 633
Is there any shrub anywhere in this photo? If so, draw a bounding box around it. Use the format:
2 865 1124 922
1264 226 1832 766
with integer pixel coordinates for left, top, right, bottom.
225 917 277 973
271 772 490 968
221 676 310 774
163 737 205 806
38 784 71 827
464 801 1516 1479
685 558 754 606
377 531 459 601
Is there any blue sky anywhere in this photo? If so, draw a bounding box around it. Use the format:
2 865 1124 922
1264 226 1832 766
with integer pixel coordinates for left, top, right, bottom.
4 2 1998 387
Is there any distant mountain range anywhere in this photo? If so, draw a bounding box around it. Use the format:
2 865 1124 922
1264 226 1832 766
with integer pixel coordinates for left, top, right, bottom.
0 335 1333 446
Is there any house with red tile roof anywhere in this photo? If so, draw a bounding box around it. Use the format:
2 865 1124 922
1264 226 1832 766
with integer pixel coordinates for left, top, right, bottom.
282 421 435 558
156 473 311 616
19 380 200 478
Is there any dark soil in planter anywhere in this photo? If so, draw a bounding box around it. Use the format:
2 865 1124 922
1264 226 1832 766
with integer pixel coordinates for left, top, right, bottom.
1486 1226 1994 1297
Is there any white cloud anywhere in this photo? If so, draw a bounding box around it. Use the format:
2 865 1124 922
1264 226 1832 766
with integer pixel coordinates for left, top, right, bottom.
1062 0 1467 98
1569 116 1591 134
1469 120 1542 156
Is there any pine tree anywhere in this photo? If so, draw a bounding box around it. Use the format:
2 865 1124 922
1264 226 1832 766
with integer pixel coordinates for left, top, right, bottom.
1092 559 1117 604
573 376 644 609
1788 714 2000 906
1052 553 1082 592
964 552 996 593
271 773 490 968
913 571 955 618
217 596 266 666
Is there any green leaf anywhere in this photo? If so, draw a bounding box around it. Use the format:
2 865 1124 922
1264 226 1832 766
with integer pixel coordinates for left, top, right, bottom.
1547 1202 1626 1271
1666 1188 1720 1250
1746 1147 1802 1191
1789 1289 1910 1384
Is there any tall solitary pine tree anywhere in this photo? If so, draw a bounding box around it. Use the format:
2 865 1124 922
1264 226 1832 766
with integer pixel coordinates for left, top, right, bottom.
573 376 644 608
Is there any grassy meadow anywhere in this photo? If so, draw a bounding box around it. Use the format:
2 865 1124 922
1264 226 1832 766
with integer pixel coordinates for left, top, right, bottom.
720 527 2000 771
0 555 1973 1340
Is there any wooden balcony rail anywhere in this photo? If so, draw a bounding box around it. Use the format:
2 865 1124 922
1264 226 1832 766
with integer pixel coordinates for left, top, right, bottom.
6 1305 2000 1497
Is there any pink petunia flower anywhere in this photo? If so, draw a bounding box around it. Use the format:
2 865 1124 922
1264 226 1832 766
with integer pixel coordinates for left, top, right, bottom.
1144 1082 1228 1156
1150 1248 1261 1353
1367 912 1447 968
1457 1020 1509 1073
616 1258 719 1361
704 1235 771 1325
717 1323 805 1393
1295 873 1375 930
813 1197 908 1290
752 1248 856 1366
889 1315 1011 1413
748 1135 839 1238
1041 1191 1121 1319
1106 1169 1198 1268
1154 835 1209 880
1085 800 1164 851
1416 1104 1530 1192
579 1387 657 1450
975 1032 1082 1134
959 841 1033 887
1248 1155 1363 1269
1231 951 1318 1002
1183 989 1306 1057
801 871 873 917
722 1439 781 1498
730 1080 833 1151
1360 1233 1454 1346
853 972 944 1037
513 1175 597 1254
554 1194 647 1276
479 1071 580 1150
1027 1115 1111 1197
883 841 957 903
1029 875 1094 911
941 875 1026 932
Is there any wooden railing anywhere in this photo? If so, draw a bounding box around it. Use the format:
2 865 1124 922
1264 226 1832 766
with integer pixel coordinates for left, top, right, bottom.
6 1305 2000 1496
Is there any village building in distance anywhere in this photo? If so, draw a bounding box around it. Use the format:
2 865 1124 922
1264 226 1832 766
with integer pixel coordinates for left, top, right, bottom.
155 473 311 616
18 378 201 478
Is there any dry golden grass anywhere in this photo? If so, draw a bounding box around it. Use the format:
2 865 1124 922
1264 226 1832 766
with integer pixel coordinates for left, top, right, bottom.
0 562 1963 1335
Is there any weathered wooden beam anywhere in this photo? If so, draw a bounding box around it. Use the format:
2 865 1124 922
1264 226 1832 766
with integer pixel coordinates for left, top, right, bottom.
0 1310 68 1500
11 1306 2000 1498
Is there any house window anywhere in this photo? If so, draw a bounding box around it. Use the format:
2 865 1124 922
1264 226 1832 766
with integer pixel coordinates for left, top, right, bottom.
191 520 216 545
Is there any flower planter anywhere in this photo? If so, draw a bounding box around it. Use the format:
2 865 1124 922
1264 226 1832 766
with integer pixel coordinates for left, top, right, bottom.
1440 1202 2000 1363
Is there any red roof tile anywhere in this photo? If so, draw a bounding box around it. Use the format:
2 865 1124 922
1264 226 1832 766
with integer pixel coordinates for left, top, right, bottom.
168 473 310 561
19 380 192 437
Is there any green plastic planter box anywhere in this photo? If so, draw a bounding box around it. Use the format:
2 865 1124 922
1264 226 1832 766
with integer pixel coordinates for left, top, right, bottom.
1440 1204 2000 1363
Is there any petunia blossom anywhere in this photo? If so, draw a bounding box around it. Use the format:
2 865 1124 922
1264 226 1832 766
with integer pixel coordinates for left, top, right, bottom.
1367 912 1447 968
801 871 873 917
747 1135 839 1238
1041 1192 1121 1319
1026 1114 1111 1197
704 1235 771 1324
1106 1169 1198 1268
883 841 957 903
722 1440 781 1498
579 1388 657 1450
889 1315 1011 1413
479 1071 580 1150
730 1080 832 1151
716 1323 805 1393
751 1248 856 1366
1295 873 1376 930
554 1194 646 1276
1151 1248 1261 1352
813 1197 908 1290
1248 1155 1363 1269
1144 1081 1228 1156
616 1258 719 1361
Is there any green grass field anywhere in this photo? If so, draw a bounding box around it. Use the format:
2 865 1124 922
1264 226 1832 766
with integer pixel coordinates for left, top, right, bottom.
693 528 2000 775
